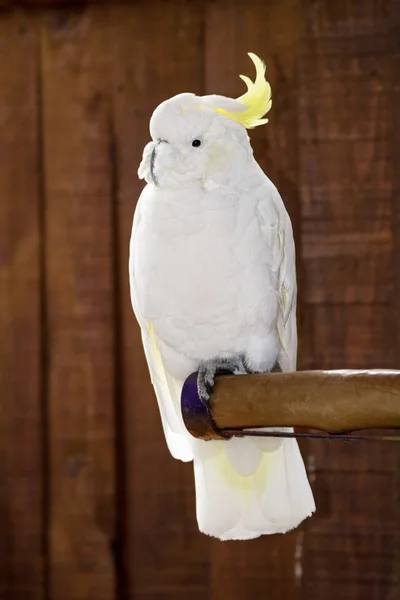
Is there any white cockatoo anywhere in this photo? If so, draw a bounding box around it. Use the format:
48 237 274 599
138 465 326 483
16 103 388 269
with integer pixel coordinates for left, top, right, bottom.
129 53 315 540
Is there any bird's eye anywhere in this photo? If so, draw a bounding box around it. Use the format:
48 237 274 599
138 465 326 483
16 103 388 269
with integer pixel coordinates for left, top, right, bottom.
192 139 201 148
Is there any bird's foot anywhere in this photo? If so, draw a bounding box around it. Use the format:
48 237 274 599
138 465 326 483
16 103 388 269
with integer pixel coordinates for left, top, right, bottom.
243 357 282 374
197 355 244 406
270 361 282 373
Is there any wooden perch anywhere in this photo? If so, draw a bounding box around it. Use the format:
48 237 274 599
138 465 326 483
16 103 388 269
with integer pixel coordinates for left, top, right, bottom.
181 370 400 440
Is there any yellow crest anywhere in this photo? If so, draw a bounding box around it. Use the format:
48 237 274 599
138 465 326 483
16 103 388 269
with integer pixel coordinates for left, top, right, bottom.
215 53 272 129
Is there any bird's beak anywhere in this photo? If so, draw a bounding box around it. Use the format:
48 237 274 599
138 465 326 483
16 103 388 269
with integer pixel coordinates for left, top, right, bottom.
150 145 158 187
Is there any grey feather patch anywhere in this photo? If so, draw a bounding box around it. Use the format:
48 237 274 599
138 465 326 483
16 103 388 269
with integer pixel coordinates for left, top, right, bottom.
150 145 158 186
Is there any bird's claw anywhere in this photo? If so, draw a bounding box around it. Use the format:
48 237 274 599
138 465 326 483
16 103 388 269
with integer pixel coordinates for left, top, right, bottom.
197 355 282 406
270 361 282 373
197 355 243 406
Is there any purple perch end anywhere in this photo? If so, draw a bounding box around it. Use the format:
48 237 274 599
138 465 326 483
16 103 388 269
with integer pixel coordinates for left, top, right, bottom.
181 372 230 440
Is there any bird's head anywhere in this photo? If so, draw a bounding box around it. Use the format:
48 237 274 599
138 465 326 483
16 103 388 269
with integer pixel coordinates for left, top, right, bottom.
138 53 272 190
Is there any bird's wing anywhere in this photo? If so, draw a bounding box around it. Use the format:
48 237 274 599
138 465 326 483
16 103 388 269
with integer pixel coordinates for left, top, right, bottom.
129 188 193 462
256 179 297 371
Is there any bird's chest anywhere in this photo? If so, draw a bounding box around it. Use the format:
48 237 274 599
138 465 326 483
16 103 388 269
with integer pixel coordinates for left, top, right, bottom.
133 188 278 354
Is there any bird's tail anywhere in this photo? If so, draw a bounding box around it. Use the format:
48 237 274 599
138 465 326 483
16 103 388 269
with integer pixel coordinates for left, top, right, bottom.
144 322 315 539
192 433 315 540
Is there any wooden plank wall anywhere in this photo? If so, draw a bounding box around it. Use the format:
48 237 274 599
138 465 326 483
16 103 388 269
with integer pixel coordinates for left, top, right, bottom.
0 1 398 599
0 10 43 600
299 2 399 598
42 9 116 600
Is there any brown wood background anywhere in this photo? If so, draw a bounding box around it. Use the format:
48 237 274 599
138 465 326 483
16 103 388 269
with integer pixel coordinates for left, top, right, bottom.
0 0 399 598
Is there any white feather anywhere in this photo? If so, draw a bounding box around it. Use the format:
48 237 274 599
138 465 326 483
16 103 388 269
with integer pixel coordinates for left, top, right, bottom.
141 328 193 462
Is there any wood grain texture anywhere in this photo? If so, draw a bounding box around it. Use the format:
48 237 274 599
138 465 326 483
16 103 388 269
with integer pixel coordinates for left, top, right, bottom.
301 305 395 369
205 1 305 599
299 1 399 598
40 5 116 599
0 0 89 6
206 370 400 433
110 2 209 599
0 11 43 600
302 218 392 303
391 0 400 593
299 0 393 307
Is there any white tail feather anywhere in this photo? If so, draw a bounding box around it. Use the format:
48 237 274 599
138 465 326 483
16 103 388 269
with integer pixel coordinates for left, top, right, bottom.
193 436 315 541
